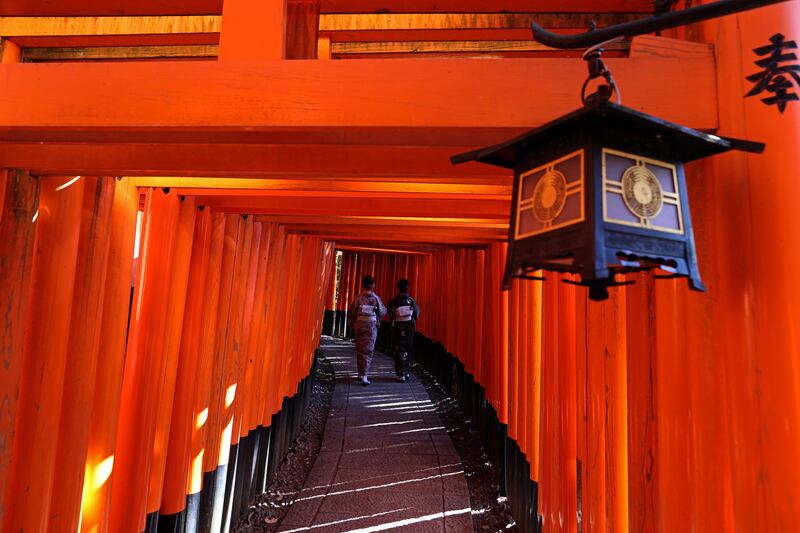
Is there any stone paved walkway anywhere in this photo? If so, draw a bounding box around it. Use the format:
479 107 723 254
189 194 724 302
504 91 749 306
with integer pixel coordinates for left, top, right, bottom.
277 337 474 533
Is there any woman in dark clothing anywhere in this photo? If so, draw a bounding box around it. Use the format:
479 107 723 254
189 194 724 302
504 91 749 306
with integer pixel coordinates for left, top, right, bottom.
387 278 420 382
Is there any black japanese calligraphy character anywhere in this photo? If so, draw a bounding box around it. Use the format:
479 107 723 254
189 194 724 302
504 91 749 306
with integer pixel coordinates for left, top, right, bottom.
746 33 800 113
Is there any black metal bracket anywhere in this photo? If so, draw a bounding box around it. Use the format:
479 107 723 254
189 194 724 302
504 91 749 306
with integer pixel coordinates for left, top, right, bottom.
531 0 793 49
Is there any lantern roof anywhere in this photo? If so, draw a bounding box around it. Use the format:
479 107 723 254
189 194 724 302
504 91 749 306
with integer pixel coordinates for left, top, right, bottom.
451 99 764 169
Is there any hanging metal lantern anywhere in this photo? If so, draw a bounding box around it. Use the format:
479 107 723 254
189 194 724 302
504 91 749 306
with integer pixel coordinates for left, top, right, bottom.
452 46 764 301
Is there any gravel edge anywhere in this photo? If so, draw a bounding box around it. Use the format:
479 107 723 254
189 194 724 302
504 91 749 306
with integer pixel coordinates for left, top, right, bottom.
234 353 336 533
410 362 517 532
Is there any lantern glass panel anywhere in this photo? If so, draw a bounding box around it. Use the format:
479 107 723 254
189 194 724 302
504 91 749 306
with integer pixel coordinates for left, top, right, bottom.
607 193 639 223
649 163 676 193
555 153 582 182
559 194 582 225
602 148 684 235
518 208 542 236
652 202 681 231
521 169 544 199
515 149 584 240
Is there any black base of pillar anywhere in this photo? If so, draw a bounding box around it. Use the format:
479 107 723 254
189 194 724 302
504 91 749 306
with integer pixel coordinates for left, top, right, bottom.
185 492 202 533
151 356 323 533
322 309 335 336
413 333 541 533
156 509 185 533
144 511 159 533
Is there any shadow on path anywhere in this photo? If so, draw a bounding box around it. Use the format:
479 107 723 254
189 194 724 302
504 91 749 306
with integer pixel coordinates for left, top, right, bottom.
277 337 474 533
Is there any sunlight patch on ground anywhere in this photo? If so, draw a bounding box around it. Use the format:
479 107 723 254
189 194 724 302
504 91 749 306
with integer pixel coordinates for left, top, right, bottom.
280 508 412 533
294 471 465 502
341 507 472 533
350 419 422 429
392 426 445 435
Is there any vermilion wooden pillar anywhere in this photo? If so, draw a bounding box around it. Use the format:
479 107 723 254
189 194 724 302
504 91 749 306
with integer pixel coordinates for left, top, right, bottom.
497 245 509 425
223 218 258 529
583 297 607 533
146 197 197 520
0 38 21 63
219 0 287 60
527 276 543 483
229 220 261 450
652 280 686 533
348 252 358 320
262 230 290 427
199 214 242 532
258 227 286 432
80 177 138 533
474 250 485 384
516 268 529 460
216 216 253 531
160 206 212 517
50 176 115 532
624 273 658 533
700 2 800 530
242 225 268 445
109 187 180 533
185 212 225 531
538 274 557 532
4 175 85 532
507 279 520 445
279 236 304 399
286 0 320 59
0 170 38 520
606 291 629 533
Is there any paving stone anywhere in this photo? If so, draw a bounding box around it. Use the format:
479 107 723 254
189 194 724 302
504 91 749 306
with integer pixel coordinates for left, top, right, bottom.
444 511 475 533
279 497 323 528
305 508 422 533
277 339 473 533
337 451 440 470
317 488 443 516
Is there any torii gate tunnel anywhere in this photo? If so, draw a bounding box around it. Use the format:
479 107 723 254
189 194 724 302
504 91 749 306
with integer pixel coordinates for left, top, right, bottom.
1 0 799 532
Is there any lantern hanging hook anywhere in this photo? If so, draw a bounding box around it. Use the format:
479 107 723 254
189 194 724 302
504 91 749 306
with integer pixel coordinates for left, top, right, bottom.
580 38 623 105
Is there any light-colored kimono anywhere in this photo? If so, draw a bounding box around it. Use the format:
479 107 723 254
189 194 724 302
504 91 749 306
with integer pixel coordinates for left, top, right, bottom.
347 291 387 377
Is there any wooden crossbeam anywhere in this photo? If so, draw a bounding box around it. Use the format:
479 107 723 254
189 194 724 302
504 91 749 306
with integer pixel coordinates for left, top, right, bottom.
0 16 219 36
19 39 629 61
256 214 507 229
22 45 217 61
132 177 511 195
0 0 653 16
331 39 629 55
317 1 653 14
335 244 431 255
193 196 511 219
332 240 478 252
318 13 643 31
293 226 472 235
0 56 719 144
0 12 639 37
287 229 504 243
283 225 507 243
0 143 509 177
